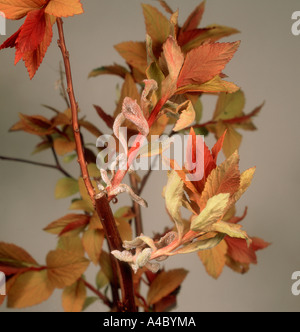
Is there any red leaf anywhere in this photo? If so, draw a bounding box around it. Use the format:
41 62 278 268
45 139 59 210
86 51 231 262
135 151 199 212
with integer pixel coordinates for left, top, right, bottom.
93 105 114 129
59 217 90 237
22 13 53 79
16 9 46 54
251 237 271 252
225 237 257 264
0 265 29 276
177 41 240 87
211 130 226 162
228 207 248 224
178 28 208 48
0 28 21 50
181 1 205 32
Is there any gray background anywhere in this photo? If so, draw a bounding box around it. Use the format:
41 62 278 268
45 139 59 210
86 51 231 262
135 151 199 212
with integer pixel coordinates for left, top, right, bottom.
0 0 300 312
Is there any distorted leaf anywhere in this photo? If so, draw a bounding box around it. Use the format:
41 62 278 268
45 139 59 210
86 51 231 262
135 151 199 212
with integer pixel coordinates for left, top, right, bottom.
173 100 195 132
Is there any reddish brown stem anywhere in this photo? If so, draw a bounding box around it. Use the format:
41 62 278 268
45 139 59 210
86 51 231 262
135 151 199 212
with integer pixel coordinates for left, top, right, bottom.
56 18 95 206
95 194 137 312
56 18 136 312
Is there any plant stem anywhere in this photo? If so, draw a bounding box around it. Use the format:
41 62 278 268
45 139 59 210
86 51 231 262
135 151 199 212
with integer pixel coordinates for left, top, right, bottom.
56 18 95 206
138 168 153 196
56 18 137 312
81 278 112 308
95 194 137 312
129 173 143 236
0 155 72 178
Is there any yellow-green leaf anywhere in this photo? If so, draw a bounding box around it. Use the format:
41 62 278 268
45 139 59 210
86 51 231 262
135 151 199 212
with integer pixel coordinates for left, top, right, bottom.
147 269 188 305
55 178 79 199
173 100 196 132
205 221 249 241
62 279 86 313
233 167 256 203
213 90 245 121
191 193 230 232
215 122 242 158
57 236 85 257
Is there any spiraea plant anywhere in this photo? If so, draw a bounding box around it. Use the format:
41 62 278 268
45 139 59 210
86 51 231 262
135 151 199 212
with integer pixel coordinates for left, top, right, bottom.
0 0 269 312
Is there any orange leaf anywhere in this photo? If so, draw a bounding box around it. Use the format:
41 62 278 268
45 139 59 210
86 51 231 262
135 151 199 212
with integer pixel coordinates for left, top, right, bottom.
45 0 83 18
147 269 188 305
0 0 45 20
198 237 227 279
82 229 104 265
62 279 86 312
7 270 54 308
0 242 38 266
53 138 76 156
46 249 89 288
181 1 205 32
177 42 240 87
114 41 147 75
19 113 54 135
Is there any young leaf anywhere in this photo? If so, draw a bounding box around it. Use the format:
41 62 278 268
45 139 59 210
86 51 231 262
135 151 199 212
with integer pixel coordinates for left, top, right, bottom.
173 100 196 132
82 229 104 265
175 233 225 254
45 0 83 18
142 4 171 53
191 193 230 232
62 279 86 312
147 269 188 305
55 177 79 199
205 221 249 242
177 42 240 87
181 1 205 32
7 270 54 309
46 249 89 289
165 171 185 238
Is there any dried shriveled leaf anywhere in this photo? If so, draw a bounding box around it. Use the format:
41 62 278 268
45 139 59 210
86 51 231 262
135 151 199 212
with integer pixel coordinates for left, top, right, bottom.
62 279 86 312
82 229 104 265
177 42 240 87
198 238 228 279
191 193 230 232
55 177 79 199
7 270 54 308
147 269 188 305
46 249 89 289
45 0 83 17
44 213 90 237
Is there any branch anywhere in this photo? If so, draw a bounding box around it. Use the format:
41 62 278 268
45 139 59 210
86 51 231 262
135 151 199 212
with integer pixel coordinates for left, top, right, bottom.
95 194 137 312
0 155 72 178
56 18 96 206
80 278 113 308
56 18 137 312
